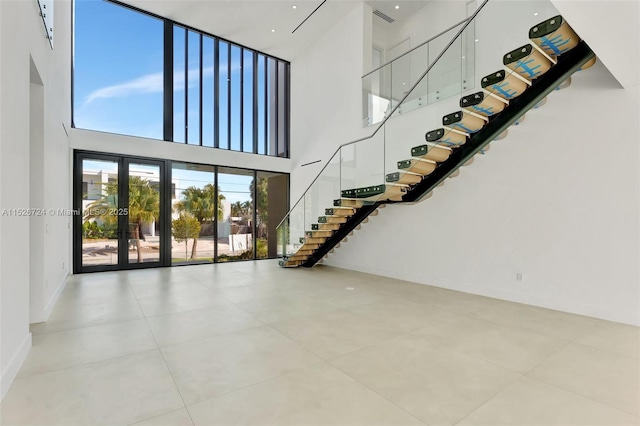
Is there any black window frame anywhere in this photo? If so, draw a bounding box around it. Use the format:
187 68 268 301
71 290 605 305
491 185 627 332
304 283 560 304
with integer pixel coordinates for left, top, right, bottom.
72 0 291 158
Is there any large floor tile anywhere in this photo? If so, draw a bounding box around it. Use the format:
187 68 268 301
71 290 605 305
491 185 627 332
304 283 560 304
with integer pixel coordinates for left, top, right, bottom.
146 305 263 347
160 326 321 405
458 377 640 426
235 293 340 324
393 285 496 313
348 298 459 332
329 334 521 426
130 279 207 297
469 301 599 340
412 314 569 373
271 309 405 359
309 286 393 308
18 319 157 378
30 296 144 335
187 363 423 426
528 343 640 416
135 283 233 317
574 320 640 358
57 280 135 307
131 408 194 426
1 350 184 426
213 284 290 304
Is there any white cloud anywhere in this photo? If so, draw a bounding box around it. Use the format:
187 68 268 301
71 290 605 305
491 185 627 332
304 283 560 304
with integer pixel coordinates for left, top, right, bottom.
83 66 218 106
84 72 163 105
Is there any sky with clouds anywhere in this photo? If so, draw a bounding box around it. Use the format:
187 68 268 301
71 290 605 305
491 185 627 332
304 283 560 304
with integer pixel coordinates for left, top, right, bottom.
73 0 273 205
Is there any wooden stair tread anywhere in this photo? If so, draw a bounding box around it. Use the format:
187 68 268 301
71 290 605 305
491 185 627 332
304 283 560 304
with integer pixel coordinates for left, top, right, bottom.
503 44 552 80
442 111 486 134
460 91 506 117
529 15 580 58
306 230 333 238
325 207 355 216
386 171 422 185
481 70 529 100
318 215 348 224
425 128 468 149
333 199 367 208
397 159 437 176
299 243 321 250
317 223 341 231
411 144 453 162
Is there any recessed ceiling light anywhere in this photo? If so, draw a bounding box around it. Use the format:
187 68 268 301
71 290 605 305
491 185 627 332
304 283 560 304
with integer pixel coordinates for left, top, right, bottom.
395 5 400 9
475 39 479 42
271 29 276 32
292 5 297 9
534 12 539 16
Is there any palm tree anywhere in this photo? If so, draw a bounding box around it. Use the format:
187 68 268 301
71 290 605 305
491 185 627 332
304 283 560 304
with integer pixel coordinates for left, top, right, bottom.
84 176 159 263
128 177 160 262
174 183 225 259
230 200 251 218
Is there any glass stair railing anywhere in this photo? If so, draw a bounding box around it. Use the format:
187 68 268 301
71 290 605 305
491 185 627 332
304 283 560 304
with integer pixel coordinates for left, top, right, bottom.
362 15 476 127
277 0 596 268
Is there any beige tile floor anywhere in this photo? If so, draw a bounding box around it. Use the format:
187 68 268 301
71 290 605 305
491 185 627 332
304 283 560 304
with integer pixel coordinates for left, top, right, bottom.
1 260 638 426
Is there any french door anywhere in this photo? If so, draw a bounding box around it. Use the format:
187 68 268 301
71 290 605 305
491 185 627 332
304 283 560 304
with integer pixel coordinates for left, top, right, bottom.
74 152 170 273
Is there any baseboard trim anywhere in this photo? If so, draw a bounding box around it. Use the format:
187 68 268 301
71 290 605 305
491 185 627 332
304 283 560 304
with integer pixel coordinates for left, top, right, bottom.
43 273 69 320
325 260 640 326
1 332 32 401
30 273 69 324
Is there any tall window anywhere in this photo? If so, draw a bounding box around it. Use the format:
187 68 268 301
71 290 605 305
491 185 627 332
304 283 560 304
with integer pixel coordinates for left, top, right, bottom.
73 0 164 139
73 0 290 158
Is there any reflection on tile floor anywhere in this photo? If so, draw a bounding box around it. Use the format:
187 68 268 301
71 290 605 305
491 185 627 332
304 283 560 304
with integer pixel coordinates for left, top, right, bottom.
2 260 638 425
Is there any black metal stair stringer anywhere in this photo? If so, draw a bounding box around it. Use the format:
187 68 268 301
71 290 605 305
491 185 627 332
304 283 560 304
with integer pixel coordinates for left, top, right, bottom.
404 40 595 203
301 202 381 267
299 41 595 268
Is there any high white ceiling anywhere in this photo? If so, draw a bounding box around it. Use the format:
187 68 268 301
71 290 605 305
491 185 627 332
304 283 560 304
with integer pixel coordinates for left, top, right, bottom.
117 0 431 61
366 0 430 24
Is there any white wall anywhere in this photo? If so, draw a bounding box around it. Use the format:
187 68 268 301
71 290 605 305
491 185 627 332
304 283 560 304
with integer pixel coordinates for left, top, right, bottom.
375 0 469 55
551 0 639 88
70 129 292 175
0 0 72 400
289 2 371 204
327 60 640 326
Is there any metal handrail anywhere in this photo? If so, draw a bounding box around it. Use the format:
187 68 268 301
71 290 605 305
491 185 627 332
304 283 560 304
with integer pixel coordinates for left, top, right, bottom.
362 16 472 78
276 0 489 230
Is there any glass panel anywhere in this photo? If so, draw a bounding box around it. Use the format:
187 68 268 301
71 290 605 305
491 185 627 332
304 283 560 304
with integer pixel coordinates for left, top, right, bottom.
277 61 287 157
267 58 277 156
217 168 254 262
392 46 428 116
218 41 229 149
255 172 289 259
279 197 305 260
243 50 255 153
362 59 391 127
230 45 242 151
127 163 161 264
171 163 216 263
257 55 267 155
341 131 385 199
428 26 463 104
74 0 164 139
81 158 119 267
202 36 215 147
173 26 186 143
187 31 201 145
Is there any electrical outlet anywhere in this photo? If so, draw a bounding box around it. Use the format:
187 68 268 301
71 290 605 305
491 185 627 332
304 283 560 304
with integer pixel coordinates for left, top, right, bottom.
516 272 523 281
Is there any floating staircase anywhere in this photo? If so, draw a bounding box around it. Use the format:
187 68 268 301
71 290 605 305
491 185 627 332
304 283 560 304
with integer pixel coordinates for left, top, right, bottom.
280 14 595 268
